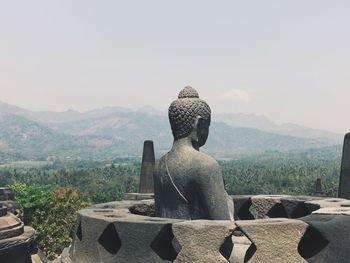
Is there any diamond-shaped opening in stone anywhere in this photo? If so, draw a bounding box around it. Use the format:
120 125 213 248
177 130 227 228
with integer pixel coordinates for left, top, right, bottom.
150 224 178 261
298 225 329 259
98 223 121 255
233 228 256 263
76 221 82 241
244 243 257 262
267 203 288 218
219 235 233 260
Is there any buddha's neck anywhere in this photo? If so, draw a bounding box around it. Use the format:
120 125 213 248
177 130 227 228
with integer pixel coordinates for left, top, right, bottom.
172 137 199 151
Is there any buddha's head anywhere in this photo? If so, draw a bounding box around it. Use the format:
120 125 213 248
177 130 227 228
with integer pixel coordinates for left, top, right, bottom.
168 86 211 148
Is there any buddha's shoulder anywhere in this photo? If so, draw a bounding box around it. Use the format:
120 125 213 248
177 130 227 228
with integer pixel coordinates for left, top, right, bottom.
156 150 219 171
191 151 220 169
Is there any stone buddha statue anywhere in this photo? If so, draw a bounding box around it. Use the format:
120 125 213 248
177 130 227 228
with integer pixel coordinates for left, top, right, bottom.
154 86 234 220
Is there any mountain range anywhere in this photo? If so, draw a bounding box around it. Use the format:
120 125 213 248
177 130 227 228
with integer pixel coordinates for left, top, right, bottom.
0 101 343 162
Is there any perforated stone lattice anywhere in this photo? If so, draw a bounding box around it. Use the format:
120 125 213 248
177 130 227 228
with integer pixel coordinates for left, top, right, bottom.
57 196 350 263
97 223 121 255
150 224 178 261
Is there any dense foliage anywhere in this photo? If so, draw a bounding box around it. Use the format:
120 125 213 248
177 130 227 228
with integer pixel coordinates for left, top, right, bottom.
11 184 90 259
1 159 139 203
0 147 342 259
221 148 341 197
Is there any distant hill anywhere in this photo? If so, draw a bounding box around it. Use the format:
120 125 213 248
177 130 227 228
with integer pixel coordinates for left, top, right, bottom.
0 101 342 142
213 113 342 143
0 107 341 162
0 101 132 123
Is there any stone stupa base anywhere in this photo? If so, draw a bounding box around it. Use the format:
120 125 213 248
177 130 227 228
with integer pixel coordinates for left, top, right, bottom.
53 195 350 263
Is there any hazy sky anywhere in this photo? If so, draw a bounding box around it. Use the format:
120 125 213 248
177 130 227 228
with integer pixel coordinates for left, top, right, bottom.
1 1 349 133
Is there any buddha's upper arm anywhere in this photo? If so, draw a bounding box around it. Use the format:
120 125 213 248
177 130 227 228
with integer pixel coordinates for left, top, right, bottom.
197 157 230 220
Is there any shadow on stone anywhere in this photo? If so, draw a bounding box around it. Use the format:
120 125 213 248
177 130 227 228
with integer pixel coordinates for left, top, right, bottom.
290 203 310 219
298 226 329 259
150 224 178 261
219 235 233 260
266 203 288 218
76 221 82 241
129 203 155 217
244 243 257 262
236 199 254 220
98 223 121 255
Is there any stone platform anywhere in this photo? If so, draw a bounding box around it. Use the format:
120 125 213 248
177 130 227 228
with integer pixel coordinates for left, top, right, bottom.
53 195 350 263
0 206 44 263
0 187 45 263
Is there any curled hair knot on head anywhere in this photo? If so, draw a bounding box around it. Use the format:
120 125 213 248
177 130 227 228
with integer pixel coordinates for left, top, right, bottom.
168 86 211 139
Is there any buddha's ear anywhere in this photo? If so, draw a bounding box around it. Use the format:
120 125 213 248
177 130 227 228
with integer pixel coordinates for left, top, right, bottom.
192 115 204 130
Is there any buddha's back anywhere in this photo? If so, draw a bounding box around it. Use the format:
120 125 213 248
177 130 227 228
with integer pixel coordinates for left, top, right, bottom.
154 149 214 219
153 86 233 220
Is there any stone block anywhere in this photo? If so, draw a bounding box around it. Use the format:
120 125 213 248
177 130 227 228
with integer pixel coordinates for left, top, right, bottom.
0 213 24 239
172 220 235 263
69 207 181 263
250 195 288 219
280 196 320 218
300 214 350 263
305 198 350 212
237 218 308 263
0 200 23 220
128 202 155 216
0 226 37 263
312 206 350 216
0 242 32 263
123 193 154 200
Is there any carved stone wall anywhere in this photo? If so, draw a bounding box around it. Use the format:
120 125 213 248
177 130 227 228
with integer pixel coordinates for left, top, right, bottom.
53 195 350 263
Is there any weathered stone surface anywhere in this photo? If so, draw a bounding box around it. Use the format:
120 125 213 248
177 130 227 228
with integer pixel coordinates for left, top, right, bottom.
300 214 350 263
129 203 155 217
0 226 37 263
154 87 233 220
280 196 320 218
339 133 350 199
123 193 154 200
0 242 32 263
91 199 154 210
69 206 181 263
305 198 350 212
0 187 42 262
250 195 288 219
114 218 180 262
56 196 350 263
0 213 24 239
70 209 122 263
312 206 350 216
0 226 36 248
172 220 234 263
31 249 47 263
237 218 308 263
61 247 73 263
139 140 155 193
0 200 23 220
0 187 15 201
